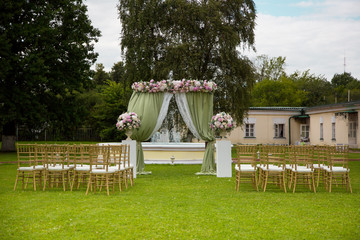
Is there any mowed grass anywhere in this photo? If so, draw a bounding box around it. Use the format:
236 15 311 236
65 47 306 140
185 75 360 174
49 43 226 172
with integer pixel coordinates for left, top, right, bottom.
0 151 360 239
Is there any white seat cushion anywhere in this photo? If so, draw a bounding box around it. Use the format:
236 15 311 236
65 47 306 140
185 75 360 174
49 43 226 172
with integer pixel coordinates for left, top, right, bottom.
325 167 349 173
74 166 91 171
18 166 44 171
293 167 313 173
91 169 116 174
235 164 256 172
47 166 70 171
109 165 126 171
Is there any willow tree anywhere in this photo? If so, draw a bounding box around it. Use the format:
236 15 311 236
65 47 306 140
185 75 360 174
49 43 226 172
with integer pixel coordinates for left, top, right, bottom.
0 0 100 151
119 0 256 124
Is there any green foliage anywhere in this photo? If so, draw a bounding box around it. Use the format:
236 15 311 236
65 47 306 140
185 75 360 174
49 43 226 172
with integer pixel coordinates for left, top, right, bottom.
0 0 100 149
254 55 286 82
119 0 257 124
251 76 306 107
91 80 128 141
92 63 110 86
331 72 360 102
290 70 333 106
0 157 359 239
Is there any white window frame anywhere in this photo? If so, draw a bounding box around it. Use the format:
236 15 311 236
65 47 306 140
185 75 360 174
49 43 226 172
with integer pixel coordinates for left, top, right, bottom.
245 123 255 137
274 123 285 138
300 124 309 139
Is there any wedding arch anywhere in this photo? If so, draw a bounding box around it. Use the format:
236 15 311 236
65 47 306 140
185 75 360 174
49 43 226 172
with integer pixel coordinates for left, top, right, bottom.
127 79 217 174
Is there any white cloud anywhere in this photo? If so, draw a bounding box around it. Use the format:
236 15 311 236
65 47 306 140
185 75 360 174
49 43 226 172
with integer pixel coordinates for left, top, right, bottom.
85 0 360 80
246 1 360 80
86 0 122 71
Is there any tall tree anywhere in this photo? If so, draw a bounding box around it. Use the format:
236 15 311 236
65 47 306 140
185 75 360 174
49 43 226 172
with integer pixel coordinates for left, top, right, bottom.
0 0 100 151
331 72 360 102
93 63 110 86
118 0 257 124
254 55 286 82
290 70 332 106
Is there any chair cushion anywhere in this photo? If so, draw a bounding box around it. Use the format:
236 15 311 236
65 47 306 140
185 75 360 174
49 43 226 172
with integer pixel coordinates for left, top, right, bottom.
325 167 349 173
74 166 91 171
293 167 313 173
18 166 44 171
47 166 70 171
235 164 256 172
91 169 116 174
109 165 126 171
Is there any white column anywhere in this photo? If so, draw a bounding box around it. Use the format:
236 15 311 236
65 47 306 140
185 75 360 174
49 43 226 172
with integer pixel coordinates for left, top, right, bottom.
216 140 232 177
122 140 137 178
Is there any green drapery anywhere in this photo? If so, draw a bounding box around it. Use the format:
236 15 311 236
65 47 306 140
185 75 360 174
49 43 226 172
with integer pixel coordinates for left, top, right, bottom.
186 92 216 173
127 92 165 173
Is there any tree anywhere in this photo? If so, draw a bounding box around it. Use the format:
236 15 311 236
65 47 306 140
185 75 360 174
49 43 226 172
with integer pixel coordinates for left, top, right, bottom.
331 72 360 102
0 0 100 151
290 70 332 106
251 76 306 107
118 0 257 124
93 63 110 86
254 55 286 82
91 80 128 141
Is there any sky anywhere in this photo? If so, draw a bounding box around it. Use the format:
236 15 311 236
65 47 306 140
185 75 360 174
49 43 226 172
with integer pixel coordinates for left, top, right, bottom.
85 0 360 81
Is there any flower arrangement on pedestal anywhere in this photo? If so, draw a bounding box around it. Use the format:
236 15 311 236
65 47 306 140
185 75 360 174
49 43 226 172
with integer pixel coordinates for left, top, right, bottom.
116 112 141 140
210 112 235 138
131 79 217 93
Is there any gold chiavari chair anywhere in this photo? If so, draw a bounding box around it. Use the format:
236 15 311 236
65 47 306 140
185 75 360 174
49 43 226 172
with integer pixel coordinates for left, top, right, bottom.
234 145 258 191
289 145 316 193
108 145 126 192
325 145 352 193
43 144 71 191
14 144 45 191
86 145 116 196
70 144 92 191
259 145 287 192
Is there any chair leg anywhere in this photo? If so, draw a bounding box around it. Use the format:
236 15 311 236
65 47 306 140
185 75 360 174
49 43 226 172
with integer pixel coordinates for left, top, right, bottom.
254 172 259 192
14 171 19 191
263 172 268 192
347 174 352 193
293 173 297 193
86 175 91 195
282 172 287 193
312 173 316 193
328 173 332 193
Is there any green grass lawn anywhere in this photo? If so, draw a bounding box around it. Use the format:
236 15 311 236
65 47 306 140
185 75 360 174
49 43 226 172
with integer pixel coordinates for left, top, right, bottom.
1 148 360 239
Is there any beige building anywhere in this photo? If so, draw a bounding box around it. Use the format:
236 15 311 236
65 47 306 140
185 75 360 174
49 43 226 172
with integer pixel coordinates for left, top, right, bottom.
228 101 360 148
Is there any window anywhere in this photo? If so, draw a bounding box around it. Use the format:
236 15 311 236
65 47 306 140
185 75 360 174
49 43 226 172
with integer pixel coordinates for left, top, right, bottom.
245 123 255 137
274 124 285 138
300 124 309 140
332 122 336 140
320 123 323 140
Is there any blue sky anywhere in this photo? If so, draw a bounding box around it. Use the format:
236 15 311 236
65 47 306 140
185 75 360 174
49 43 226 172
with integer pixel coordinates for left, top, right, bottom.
86 0 360 81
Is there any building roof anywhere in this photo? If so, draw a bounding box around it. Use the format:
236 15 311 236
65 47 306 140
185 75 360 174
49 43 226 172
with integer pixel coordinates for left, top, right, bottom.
249 106 304 111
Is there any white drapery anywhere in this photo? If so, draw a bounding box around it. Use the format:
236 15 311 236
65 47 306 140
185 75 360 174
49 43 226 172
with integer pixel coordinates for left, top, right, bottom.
147 92 201 141
147 92 174 140
175 93 201 140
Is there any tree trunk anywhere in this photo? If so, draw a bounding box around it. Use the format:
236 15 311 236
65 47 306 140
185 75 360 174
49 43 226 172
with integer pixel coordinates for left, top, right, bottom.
1 121 16 152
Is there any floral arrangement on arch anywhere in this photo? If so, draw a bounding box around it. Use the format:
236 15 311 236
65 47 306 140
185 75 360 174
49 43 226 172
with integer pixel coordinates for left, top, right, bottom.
131 79 217 93
210 112 235 133
116 112 141 131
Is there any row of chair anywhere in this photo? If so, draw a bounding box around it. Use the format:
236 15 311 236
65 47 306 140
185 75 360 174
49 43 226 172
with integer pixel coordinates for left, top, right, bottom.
14 144 134 195
235 145 352 193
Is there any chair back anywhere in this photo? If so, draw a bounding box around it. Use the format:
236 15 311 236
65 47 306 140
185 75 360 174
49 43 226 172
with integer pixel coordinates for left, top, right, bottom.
264 145 286 170
291 145 313 170
45 144 69 169
16 144 39 168
328 144 349 170
89 145 110 171
235 145 258 169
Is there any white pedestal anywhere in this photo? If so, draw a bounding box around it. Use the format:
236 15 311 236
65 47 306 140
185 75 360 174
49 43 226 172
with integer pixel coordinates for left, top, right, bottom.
122 140 137 178
216 140 232 177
